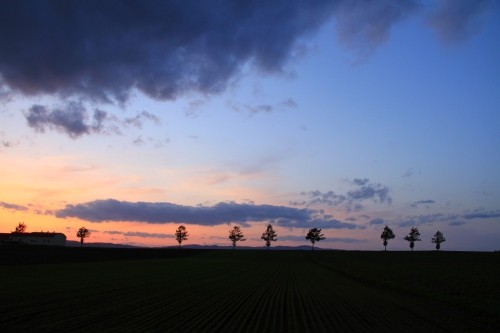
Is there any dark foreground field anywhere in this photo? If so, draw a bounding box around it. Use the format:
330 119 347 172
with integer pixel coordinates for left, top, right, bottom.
1 247 499 332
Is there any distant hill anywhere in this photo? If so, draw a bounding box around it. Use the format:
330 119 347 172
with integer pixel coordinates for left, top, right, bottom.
181 244 324 251
66 241 331 250
65 240 140 248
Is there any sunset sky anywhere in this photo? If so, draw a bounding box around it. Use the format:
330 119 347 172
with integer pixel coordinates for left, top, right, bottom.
1 0 499 251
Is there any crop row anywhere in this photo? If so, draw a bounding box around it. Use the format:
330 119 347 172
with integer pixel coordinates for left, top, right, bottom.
0 251 498 332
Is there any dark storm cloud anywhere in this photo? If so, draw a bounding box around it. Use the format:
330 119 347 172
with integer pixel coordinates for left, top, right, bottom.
0 0 337 104
55 199 360 230
428 0 494 43
1 0 485 106
293 178 392 212
0 201 28 211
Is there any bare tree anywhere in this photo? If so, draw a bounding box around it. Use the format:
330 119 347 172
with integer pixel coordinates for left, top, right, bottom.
175 225 189 248
13 222 27 233
431 230 446 250
380 225 395 251
305 228 325 250
404 227 421 251
76 227 91 247
261 224 277 250
228 226 246 250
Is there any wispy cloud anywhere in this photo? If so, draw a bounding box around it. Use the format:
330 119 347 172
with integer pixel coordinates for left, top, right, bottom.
103 230 173 239
410 200 435 208
428 0 495 44
332 0 420 59
0 201 28 211
369 218 385 225
227 98 297 115
292 178 392 212
462 209 500 220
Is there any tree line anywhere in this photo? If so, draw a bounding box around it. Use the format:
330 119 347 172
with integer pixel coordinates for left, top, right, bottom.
11 222 446 251
381 226 446 251
172 224 446 251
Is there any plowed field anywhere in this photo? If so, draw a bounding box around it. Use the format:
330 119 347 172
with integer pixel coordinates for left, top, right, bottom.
1 249 498 332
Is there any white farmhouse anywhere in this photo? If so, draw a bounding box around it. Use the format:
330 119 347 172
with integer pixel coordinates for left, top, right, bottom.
4 232 66 246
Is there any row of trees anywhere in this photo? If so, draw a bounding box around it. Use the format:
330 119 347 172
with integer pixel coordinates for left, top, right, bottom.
174 224 446 251
175 224 325 250
12 222 446 251
381 226 446 251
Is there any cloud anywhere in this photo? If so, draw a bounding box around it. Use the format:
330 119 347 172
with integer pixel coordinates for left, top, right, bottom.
276 217 358 230
1 1 488 106
0 1 337 104
410 199 436 208
294 178 392 211
369 218 385 225
279 234 364 243
24 102 162 138
380 208 500 228
346 180 392 204
332 0 421 58
396 213 459 227
449 221 465 227
323 237 366 243
402 168 415 177
428 0 495 44
124 111 160 128
462 209 500 219
55 199 359 230
0 201 28 211
25 103 110 138
104 230 173 239
227 98 297 115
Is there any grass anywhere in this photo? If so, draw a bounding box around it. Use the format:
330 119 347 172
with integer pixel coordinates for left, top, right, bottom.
0 248 498 332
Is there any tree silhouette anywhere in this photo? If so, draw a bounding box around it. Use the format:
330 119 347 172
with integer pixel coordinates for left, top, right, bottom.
175 225 189 248
261 224 277 250
13 222 27 233
228 226 246 250
76 227 91 247
431 230 446 250
404 227 421 251
380 225 395 251
305 228 325 250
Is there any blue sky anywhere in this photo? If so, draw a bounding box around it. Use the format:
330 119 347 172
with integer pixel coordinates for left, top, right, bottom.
0 0 499 250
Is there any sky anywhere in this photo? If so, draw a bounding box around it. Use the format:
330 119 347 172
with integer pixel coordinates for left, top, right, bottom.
0 0 499 251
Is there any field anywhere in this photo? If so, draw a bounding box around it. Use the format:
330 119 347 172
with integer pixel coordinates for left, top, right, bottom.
1 247 499 332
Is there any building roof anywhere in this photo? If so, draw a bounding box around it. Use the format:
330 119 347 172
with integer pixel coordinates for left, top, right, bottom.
10 232 66 238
